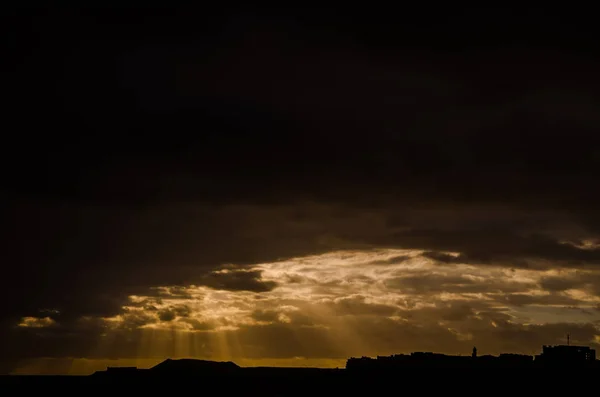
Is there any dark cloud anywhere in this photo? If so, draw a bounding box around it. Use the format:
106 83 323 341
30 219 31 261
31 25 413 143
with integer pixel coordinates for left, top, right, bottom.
327 296 398 317
421 252 461 264
368 255 412 266
157 310 175 322
250 310 281 323
3 7 600 373
385 273 534 295
180 319 216 331
401 231 600 268
201 270 278 293
539 274 600 296
386 274 468 293
491 293 584 307
539 276 584 292
119 310 158 330
147 287 194 300
438 303 476 322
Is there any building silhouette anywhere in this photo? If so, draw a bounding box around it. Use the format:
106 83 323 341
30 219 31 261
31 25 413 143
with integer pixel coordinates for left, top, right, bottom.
346 344 597 369
535 344 596 365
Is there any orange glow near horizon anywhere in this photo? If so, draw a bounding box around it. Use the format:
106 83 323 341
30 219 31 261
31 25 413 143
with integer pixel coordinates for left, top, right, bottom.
12 249 600 374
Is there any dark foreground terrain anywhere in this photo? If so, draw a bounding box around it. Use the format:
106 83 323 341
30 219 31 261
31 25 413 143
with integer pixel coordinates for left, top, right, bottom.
2 350 599 393
1 366 597 394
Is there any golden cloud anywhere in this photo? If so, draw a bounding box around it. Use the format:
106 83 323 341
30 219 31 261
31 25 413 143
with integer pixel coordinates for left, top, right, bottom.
97 249 600 346
13 249 600 373
17 316 56 328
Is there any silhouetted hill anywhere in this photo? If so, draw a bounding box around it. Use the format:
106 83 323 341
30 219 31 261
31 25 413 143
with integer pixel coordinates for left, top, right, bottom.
150 358 240 373
149 358 241 376
88 358 240 378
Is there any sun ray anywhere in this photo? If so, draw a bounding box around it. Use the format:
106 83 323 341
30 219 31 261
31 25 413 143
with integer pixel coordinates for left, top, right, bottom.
174 328 191 358
189 330 198 358
299 302 368 359
212 328 231 361
137 327 153 358
226 327 244 361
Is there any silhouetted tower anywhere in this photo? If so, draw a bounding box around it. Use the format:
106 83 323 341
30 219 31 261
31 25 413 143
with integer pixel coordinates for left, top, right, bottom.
472 346 477 358
567 333 570 346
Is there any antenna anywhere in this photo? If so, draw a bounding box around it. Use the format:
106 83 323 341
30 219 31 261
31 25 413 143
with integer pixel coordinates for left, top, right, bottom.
567 333 570 346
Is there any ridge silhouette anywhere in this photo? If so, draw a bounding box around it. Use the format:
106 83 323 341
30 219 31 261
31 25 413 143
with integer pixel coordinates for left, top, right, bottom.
1 343 598 392
150 358 240 373
87 342 598 377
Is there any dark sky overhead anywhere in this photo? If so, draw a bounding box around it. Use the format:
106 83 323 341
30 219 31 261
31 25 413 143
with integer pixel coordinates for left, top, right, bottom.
2 6 600 374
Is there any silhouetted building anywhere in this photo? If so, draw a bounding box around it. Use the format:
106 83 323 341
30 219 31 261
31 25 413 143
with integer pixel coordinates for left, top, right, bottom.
346 344 598 370
536 345 596 365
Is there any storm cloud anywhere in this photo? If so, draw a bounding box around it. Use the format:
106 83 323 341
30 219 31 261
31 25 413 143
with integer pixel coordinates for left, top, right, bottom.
2 7 600 374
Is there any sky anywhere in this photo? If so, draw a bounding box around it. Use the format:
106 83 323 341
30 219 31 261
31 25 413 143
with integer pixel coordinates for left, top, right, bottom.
2 7 600 375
